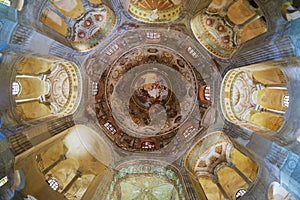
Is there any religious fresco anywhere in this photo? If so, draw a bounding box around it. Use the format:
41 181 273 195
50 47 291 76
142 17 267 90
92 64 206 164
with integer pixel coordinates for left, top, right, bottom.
13 55 82 123
191 0 267 59
185 131 259 200
106 161 187 200
3 1 300 199
221 63 289 134
128 0 183 23
94 45 209 152
40 0 116 52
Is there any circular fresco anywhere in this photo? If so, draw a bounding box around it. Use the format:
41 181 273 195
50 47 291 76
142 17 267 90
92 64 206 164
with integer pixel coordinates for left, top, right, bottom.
108 62 196 137
94 45 206 151
106 47 197 137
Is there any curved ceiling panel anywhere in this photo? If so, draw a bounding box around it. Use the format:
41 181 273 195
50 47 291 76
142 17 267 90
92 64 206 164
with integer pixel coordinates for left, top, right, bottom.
106 160 187 199
128 0 183 23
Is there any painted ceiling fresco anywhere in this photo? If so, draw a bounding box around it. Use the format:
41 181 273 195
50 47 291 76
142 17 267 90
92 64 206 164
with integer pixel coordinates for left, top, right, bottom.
1 0 300 199
94 44 209 152
191 0 267 58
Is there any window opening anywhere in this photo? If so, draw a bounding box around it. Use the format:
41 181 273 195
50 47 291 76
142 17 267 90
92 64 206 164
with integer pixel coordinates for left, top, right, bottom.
183 125 196 138
283 95 289 108
104 121 117 134
47 177 60 191
0 176 8 187
187 47 199 58
12 81 20 96
92 81 98 96
146 32 161 39
105 44 119 56
204 86 211 101
141 141 155 149
236 189 247 199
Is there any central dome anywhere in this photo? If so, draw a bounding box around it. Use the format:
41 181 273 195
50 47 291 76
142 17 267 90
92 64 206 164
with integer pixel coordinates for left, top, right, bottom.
109 61 197 137
94 44 207 152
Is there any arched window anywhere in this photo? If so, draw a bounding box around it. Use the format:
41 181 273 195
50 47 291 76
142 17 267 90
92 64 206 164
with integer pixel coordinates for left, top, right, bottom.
236 189 247 199
199 83 211 105
47 177 60 191
11 82 20 96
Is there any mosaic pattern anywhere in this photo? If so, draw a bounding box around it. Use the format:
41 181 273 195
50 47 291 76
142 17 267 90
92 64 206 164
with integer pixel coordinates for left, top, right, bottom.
280 152 300 199
128 0 182 23
106 161 186 200
69 6 117 52
94 46 205 151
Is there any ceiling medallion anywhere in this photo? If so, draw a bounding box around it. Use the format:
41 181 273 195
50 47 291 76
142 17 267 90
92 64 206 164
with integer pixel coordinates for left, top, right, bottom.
94 46 207 152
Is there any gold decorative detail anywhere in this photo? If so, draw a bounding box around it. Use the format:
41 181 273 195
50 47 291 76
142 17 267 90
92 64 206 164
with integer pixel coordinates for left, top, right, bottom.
191 0 267 59
128 0 182 23
50 0 84 20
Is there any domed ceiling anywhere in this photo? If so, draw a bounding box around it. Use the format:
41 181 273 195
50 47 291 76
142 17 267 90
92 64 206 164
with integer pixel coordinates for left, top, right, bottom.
1 0 300 199
84 27 216 154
